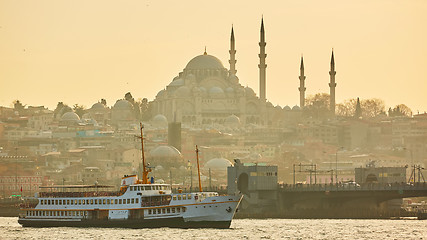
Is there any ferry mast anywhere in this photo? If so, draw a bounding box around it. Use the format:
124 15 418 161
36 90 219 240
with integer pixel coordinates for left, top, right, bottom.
195 145 202 192
139 123 151 184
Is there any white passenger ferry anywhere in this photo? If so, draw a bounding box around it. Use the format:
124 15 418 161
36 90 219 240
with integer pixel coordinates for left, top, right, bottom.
18 175 241 228
18 124 241 228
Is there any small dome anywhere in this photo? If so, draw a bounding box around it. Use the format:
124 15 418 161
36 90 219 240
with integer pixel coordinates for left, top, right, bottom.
292 105 301 111
114 100 133 110
225 87 235 93
175 86 191 98
283 105 292 111
266 102 274 107
61 112 80 122
150 145 182 159
185 54 225 70
228 74 239 83
225 114 241 126
275 105 282 110
91 102 106 110
156 89 166 99
152 114 168 127
209 86 225 98
204 158 232 171
245 87 256 97
169 78 184 87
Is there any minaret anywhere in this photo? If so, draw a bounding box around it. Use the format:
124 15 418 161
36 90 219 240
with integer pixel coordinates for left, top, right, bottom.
259 17 267 101
329 49 336 115
298 56 306 108
229 26 237 76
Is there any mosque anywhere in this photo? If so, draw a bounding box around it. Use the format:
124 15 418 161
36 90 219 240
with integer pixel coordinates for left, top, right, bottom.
150 18 337 128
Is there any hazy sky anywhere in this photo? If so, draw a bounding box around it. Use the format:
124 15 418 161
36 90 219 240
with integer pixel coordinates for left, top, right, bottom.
1 0 426 113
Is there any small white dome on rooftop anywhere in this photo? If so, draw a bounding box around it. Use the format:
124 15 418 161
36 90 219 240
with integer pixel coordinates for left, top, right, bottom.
204 158 232 171
114 100 133 110
61 112 80 122
150 145 182 159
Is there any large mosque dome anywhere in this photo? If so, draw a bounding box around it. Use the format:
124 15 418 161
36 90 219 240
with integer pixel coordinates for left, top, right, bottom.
185 54 225 70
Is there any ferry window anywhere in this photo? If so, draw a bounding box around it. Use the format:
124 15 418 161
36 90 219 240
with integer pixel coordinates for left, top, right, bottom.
75 200 78 205
172 208 175 213
177 208 180 213
40 200 43 205
79 200 81 205
183 195 187 200
167 208 170 213
115 199 118 204
157 209 161 214
136 198 139 204
182 207 186 212
107 199 110 204
103 199 106 205
148 209 152 215
131 199 134 204
173 195 177 201
127 199 130 204
95 199 98 204
162 208 166 214
178 195 181 200
42 211 45 216
48 200 51 205
55 200 58 205
60 200 63 205
66 200 70 205
187 194 191 200
70 200 73 205
90 199 93 205
119 199 122 204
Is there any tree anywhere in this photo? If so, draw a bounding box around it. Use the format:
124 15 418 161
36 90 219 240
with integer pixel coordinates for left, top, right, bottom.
53 102 65 118
361 98 385 118
73 104 86 118
336 98 385 118
336 98 357 117
13 100 25 113
303 93 331 119
124 92 141 120
389 104 412 117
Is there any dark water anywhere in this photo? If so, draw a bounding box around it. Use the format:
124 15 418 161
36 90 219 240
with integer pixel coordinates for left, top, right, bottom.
0 217 425 239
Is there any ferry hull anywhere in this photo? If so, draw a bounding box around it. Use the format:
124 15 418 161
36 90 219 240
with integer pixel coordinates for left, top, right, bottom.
18 217 231 229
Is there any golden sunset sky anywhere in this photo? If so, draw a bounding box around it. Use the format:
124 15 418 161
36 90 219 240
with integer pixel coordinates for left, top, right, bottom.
1 0 426 113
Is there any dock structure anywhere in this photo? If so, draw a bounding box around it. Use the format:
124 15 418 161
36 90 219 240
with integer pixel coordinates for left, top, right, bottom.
228 162 427 218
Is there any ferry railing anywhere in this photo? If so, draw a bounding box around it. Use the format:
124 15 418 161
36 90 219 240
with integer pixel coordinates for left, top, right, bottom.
38 191 122 198
278 182 427 192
